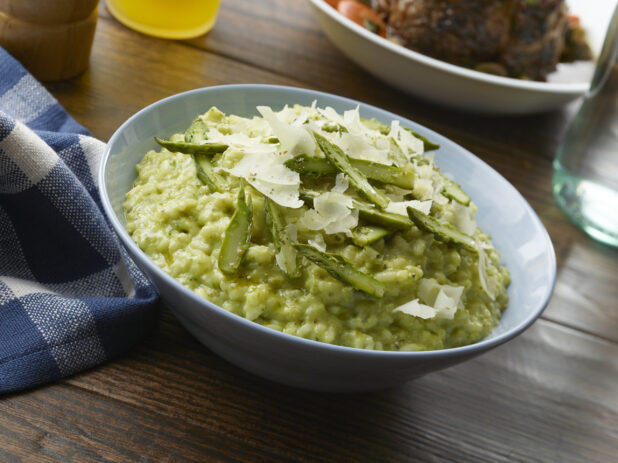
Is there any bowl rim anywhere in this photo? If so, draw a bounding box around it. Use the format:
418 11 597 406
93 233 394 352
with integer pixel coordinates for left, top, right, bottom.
100 83 557 359
307 0 591 95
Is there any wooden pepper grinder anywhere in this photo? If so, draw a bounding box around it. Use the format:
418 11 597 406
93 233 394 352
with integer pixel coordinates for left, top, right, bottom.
0 0 98 81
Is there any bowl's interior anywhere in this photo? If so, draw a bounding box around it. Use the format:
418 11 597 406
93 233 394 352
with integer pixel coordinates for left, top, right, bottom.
102 84 555 351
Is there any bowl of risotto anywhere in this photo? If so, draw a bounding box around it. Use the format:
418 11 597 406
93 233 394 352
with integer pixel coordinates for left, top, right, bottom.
100 84 555 391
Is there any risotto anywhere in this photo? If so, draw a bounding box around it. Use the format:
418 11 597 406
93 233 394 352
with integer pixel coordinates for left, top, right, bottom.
124 104 510 351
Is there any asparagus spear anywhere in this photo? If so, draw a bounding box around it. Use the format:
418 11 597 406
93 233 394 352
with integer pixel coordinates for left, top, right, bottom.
352 226 391 246
313 132 390 209
184 117 207 143
294 244 385 298
154 137 228 156
285 154 415 189
182 118 223 191
406 206 477 252
265 198 301 278
218 182 253 275
360 117 440 151
355 201 412 230
442 178 471 206
194 153 222 192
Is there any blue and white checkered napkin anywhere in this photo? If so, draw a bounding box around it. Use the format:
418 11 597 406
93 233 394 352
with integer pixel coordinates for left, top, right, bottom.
0 48 159 394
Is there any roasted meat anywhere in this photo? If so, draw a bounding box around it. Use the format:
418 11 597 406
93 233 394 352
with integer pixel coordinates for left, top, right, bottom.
376 0 571 80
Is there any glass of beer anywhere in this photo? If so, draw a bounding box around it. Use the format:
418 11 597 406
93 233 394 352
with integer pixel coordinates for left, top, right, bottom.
106 0 221 39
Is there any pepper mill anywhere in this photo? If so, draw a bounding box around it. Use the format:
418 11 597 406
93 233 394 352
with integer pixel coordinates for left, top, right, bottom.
0 0 98 81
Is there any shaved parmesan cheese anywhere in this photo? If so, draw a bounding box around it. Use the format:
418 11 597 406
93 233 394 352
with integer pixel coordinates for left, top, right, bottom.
453 202 477 236
386 199 432 216
332 173 349 193
228 150 303 208
413 178 434 201
343 106 367 134
389 120 424 156
394 299 436 319
431 285 464 319
318 106 345 125
300 192 358 235
477 240 498 301
308 233 327 252
416 164 434 180
396 278 464 319
257 106 315 156
337 133 391 165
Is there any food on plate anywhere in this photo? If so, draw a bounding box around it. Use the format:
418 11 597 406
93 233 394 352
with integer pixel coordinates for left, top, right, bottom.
124 104 510 351
327 0 592 81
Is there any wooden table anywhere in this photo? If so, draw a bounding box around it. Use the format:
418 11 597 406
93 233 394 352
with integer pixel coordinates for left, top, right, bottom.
2 1 617 461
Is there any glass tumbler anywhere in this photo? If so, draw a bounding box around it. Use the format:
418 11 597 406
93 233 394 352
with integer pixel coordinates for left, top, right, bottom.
553 5 618 247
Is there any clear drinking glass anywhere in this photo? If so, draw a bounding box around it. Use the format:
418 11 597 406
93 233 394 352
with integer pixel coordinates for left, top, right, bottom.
553 5 618 247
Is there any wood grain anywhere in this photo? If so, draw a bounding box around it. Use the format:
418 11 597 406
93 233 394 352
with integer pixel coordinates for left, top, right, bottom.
2 308 615 463
2 0 616 461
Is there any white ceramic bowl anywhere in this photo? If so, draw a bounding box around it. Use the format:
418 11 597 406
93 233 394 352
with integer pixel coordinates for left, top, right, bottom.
100 84 556 392
307 0 610 114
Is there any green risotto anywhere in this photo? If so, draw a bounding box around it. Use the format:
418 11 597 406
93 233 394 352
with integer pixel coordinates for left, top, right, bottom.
124 104 510 351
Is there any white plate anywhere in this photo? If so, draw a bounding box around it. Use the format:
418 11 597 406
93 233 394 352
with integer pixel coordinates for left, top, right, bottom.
307 0 614 114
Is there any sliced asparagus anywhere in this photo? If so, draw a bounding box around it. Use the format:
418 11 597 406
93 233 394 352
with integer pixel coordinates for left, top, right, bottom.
218 182 253 275
184 117 207 143
352 226 391 246
285 154 414 189
406 207 476 252
265 197 301 278
154 137 228 156
313 132 390 209
194 153 222 192
442 178 471 206
294 244 385 298
182 119 222 191
355 201 412 230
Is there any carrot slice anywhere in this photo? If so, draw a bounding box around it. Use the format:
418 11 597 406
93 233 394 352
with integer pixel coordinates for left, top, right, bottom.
337 1 387 37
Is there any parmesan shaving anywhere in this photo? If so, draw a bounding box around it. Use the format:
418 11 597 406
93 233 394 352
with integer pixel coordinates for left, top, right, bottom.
300 192 358 235
395 278 464 319
308 233 327 252
477 239 498 301
332 173 349 193
453 202 477 236
386 200 432 216
257 106 315 156
227 150 303 208
393 299 437 319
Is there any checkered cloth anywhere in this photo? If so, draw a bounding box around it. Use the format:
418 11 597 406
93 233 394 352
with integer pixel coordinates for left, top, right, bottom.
0 48 158 394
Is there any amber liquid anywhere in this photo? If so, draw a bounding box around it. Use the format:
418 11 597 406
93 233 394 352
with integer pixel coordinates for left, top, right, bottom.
106 0 221 39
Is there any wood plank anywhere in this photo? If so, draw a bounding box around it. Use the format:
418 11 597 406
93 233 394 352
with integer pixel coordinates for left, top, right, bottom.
0 382 287 462
39 308 615 463
544 241 618 343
